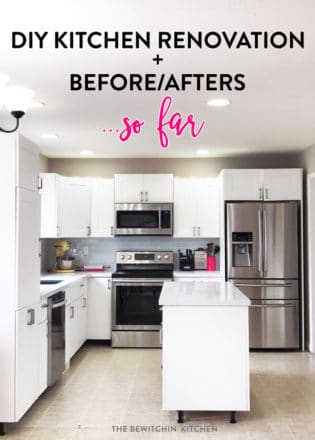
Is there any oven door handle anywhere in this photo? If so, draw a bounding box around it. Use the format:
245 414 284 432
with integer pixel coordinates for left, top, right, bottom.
112 279 172 284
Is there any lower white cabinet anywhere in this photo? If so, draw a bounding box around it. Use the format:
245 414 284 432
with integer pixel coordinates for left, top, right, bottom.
15 304 40 420
87 278 112 340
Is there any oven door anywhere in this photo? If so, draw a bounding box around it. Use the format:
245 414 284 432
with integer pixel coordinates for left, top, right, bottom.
112 279 165 330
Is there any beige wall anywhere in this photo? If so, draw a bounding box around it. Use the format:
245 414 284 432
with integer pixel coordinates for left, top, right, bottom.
39 153 49 172
46 151 302 178
300 144 315 174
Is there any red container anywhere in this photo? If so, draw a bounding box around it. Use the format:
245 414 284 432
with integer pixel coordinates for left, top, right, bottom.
207 256 216 271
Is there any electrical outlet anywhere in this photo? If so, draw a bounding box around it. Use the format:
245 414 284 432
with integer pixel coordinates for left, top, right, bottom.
83 246 89 256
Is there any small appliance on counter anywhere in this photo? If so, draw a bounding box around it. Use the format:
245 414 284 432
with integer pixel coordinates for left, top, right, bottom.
53 240 75 273
178 249 194 271
194 248 207 270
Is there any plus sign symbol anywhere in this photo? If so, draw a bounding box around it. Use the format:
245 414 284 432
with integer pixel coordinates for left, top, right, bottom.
152 54 164 65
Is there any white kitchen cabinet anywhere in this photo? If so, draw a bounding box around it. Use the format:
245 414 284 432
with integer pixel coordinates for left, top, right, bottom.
40 173 58 238
15 304 40 420
114 174 173 203
0 133 41 427
91 178 115 236
174 178 220 237
57 177 91 237
221 169 263 201
38 320 48 395
262 169 303 200
221 169 303 201
87 277 112 340
17 188 41 310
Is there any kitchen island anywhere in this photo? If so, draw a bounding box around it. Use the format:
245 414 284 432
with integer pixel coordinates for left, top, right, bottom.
159 280 250 424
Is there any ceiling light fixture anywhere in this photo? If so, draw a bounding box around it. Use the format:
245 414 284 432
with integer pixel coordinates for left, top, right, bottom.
80 150 94 156
196 149 209 156
0 85 34 133
40 133 58 139
207 98 231 107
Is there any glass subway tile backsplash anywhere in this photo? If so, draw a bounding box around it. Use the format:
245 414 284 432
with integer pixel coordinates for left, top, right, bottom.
41 237 220 272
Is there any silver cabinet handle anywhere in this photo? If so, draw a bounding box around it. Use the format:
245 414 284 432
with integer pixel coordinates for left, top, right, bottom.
38 238 41 258
259 187 262 199
87 226 91 236
70 306 74 319
57 225 60 236
265 188 269 200
80 283 85 288
140 191 144 202
107 279 111 290
38 176 43 190
111 226 114 236
27 308 35 325
145 191 148 202
159 323 163 346
41 303 48 308
193 226 195 236
197 226 200 236
83 297 87 308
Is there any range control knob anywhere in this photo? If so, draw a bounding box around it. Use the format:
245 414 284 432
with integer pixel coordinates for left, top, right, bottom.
164 255 169 260
157 255 162 260
120 255 125 260
127 255 132 260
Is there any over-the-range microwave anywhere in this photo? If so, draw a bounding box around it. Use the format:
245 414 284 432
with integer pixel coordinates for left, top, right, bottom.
114 203 173 236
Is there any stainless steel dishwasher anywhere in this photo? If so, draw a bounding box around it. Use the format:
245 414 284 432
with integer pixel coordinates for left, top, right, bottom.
47 291 66 386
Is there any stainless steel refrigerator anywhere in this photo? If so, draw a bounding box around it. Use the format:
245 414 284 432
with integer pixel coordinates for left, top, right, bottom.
226 201 300 349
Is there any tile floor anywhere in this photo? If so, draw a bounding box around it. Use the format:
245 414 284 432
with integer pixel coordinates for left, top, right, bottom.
4 343 315 440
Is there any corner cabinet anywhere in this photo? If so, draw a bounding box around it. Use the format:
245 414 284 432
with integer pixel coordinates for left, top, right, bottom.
174 178 220 237
114 174 173 203
221 169 303 201
90 178 114 237
0 134 41 429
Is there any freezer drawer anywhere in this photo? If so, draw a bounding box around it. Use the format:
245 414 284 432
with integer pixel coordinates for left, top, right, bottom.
233 279 299 300
249 299 300 349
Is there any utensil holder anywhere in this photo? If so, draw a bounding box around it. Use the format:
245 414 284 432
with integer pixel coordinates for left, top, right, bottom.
207 256 216 271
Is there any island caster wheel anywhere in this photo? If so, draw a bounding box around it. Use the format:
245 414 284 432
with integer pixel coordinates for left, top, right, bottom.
177 411 184 423
229 411 236 424
0 423 5 436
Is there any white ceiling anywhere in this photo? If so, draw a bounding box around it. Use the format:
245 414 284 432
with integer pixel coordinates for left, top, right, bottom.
1 0 315 158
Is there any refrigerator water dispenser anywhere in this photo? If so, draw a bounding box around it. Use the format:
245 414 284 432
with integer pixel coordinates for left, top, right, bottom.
232 232 253 267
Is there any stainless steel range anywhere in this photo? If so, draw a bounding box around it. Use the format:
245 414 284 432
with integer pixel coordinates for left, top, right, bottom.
111 251 173 348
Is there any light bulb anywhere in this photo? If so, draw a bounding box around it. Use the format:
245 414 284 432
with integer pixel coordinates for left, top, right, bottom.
3 86 34 114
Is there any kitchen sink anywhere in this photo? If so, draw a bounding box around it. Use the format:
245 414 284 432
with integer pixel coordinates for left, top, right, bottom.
40 280 64 285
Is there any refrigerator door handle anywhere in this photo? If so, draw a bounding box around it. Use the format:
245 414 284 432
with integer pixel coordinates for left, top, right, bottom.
258 209 263 276
263 208 268 276
235 283 293 288
250 303 294 308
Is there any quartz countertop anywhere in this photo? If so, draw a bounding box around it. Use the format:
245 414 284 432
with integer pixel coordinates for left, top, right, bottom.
159 280 250 307
40 271 112 299
173 270 223 278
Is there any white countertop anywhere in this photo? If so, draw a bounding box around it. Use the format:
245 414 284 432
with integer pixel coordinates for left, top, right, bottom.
159 280 250 306
173 270 223 278
40 271 112 299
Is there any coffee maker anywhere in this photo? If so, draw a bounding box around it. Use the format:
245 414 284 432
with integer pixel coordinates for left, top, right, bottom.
53 240 75 273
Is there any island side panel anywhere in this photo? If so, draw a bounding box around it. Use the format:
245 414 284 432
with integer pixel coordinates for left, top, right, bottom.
162 305 249 411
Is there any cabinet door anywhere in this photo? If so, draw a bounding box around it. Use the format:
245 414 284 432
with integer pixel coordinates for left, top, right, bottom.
263 169 302 201
173 178 196 237
143 174 173 202
114 174 143 203
195 178 220 237
80 294 88 346
57 177 91 237
16 188 41 309
16 135 39 192
91 178 114 236
38 320 48 395
65 300 78 363
87 278 111 339
40 173 58 238
221 169 263 201
15 304 39 420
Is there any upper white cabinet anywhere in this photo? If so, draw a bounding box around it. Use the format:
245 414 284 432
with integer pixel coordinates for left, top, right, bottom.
57 177 91 237
114 174 173 203
262 169 303 200
91 178 114 237
87 277 111 340
221 169 303 201
174 178 220 237
17 135 40 192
